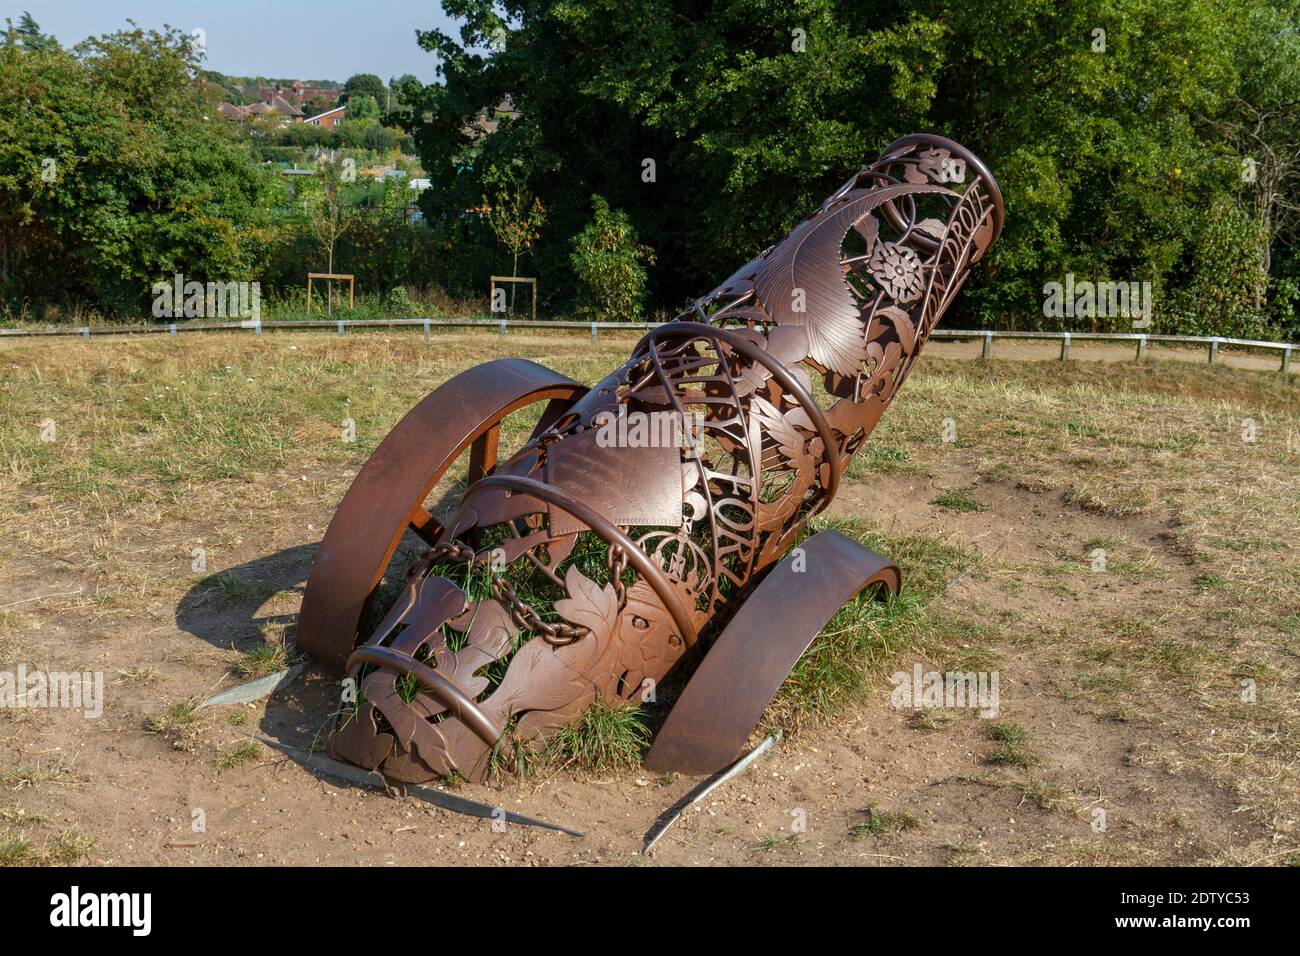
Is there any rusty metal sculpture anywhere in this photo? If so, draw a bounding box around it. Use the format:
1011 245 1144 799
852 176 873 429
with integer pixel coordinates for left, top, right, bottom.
298 134 1003 783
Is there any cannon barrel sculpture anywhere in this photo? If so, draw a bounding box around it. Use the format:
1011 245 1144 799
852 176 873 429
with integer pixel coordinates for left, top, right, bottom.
297 133 1003 782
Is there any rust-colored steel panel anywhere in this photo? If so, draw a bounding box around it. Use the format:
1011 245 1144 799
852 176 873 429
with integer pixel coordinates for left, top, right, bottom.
299 134 1002 784
643 529 900 775
542 428 684 536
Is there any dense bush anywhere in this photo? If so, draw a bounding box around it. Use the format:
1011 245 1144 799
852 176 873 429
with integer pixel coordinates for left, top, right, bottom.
570 196 655 321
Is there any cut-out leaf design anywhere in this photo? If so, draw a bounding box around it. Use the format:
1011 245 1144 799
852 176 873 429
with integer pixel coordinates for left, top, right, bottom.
752 183 950 377
749 394 808 466
553 564 619 636
913 218 947 241
873 305 917 355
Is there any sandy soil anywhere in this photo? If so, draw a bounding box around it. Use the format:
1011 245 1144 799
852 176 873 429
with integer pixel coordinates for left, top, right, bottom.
1 466 1271 866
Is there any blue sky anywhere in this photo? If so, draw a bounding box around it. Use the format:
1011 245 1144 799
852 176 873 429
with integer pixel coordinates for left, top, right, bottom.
11 0 461 82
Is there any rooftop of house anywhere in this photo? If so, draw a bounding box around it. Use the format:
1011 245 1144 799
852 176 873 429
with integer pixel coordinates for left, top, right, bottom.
305 104 348 124
258 84 341 105
218 95 304 122
463 95 520 139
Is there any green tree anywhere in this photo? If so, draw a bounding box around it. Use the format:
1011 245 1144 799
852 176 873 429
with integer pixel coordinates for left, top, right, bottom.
346 94 380 123
1208 0 1300 318
481 165 546 307
344 73 386 104
407 0 1300 336
302 159 360 281
570 195 655 321
3 11 56 52
0 23 280 318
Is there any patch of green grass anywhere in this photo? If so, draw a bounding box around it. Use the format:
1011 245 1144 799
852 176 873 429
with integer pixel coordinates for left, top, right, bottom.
1151 638 1210 675
0 833 33 865
983 720 1038 768
0 765 65 791
1072 665 1139 698
395 671 420 703
0 823 94 866
234 641 292 678
1193 573 1226 592
775 592 922 725
849 443 912 476
1156 432 1203 453
757 833 801 851
930 488 985 513
215 740 261 771
144 700 203 751
1107 616 1155 642
544 702 649 772
1065 419 1102 439
851 802 922 838
770 519 982 728
47 828 94 864
983 720 1031 744
1018 778 1068 811
910 708 958 730
0 807 41 825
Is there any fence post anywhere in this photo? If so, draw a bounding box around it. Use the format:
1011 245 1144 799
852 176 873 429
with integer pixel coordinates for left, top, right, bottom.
81 326 90 340
423 318 431 341
499 318 507 335
336 320 344 335
1136 334 1147 362
1283 345 1293 375
1208 338 1219 364
981 331 993 360
1060 332 1070 361
168 323 177 337
591 322 598 341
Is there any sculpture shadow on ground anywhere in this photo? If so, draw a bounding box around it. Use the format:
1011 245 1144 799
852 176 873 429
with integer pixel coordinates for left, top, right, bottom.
172 537 428 767
172 542 338 752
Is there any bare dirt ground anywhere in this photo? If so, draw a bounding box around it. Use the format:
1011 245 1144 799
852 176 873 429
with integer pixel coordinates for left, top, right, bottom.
1 331 1296 866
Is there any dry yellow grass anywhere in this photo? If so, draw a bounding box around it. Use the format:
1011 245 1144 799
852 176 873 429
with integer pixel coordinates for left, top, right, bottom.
0 329 1295 864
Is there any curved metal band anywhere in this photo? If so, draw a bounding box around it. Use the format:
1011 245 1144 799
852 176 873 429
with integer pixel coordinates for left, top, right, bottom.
459 474 701 649
635 321 844 504
875 133 1005 253
347 645 504 747
644 529 900 775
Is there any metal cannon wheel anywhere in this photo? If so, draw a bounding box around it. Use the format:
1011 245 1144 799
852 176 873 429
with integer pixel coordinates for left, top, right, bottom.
297 359 588 673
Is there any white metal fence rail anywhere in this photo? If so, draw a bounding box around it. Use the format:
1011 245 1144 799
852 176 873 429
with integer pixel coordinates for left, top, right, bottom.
1 318 1294 373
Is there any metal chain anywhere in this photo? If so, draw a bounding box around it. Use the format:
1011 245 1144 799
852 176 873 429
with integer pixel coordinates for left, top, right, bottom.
492 575 586 646
608 545 628 605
